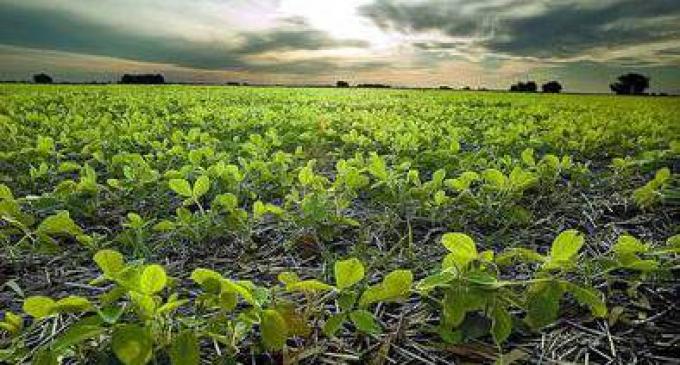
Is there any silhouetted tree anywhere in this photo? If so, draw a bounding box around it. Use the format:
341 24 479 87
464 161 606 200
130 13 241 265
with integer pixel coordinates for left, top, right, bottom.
439 85 452 90
226 81 241 86
510 81 537 92
610 73 649 95
33 73 53 84
356 83 391 88
542 81 563 93
525 81 537 92
336 81 350 88
119 74 165 84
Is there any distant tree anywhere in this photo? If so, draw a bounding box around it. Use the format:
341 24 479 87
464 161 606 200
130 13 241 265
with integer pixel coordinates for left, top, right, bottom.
33 73 53 84
356 83 390 88
542 81 563 93
610 73 649 95
119 74 165 84
439 85 452 90
336 81 350 88
525 81 537 92
462 86 471 91
226 81 241 86
510 81 537 92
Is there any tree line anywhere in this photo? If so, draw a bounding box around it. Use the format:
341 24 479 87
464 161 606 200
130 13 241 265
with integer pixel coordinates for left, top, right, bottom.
28 72 663 95
504 73 654 95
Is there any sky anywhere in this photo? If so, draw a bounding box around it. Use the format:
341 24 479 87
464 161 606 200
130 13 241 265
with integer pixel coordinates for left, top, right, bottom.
1 0 679 93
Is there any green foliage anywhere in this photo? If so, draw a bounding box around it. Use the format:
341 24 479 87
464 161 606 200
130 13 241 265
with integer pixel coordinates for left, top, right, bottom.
349 309 381 334
112 325 153 365
544 230 584 270
359 270 413 307
334 257 365 290
1 85 678 363
169 331 200 365
261 309 288 350
633 167 674 208
441 233 478 272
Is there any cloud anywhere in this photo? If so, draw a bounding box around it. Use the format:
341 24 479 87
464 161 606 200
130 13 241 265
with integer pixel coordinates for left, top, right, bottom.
359 0 680 63
234 29 370 55
0 1 372 73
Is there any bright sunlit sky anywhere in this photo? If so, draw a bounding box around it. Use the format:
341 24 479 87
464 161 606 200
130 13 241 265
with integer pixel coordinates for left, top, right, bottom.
1 0 680 93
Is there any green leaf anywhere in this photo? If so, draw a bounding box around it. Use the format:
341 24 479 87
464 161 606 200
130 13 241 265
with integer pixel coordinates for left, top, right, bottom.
126 213 144 229
152 220 176 232
23 296 56 319
483 169 507 189
190 268 223 286
521 148 535 166
545 230 583 269
221 279 257 305
52 319 105 352
323 313 346 337
112 325 153 365
654 167 670 184
139 264 167 294
509 167 537 190
337 291 358 312
53 295 92 313
277 271 300 285
212 193 238 211
193 175 210 198
334 258 365 290
358 269 413 307
0 184 13 200
367 153 388 181
218 292 238 311
416 271 456 293
286 280 334 293
349 309 381 334
298 161 316 186
613 235 647 255
490 305 512 344
441 233 477 271
564 283 607 317
157 296 189 315
130 292 156 318
274 304 310 337
625 258 659 272
37 211 82 237
442 286 487 328
495 248 546 266
169 179 192 197
525 280 563 329
98 305 125 324
33 348 58 365
94 249 125 278
1 311 22 334
261 309 288 350
169 331 200 365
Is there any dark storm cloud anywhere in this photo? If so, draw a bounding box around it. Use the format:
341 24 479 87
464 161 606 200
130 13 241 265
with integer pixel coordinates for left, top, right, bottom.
360 0 680 61
236 30 369 55
359 0 500 37
485 1 680 58
0 1 371 73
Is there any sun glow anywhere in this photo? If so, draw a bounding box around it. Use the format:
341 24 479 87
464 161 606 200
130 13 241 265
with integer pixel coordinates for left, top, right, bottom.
277 0 395 49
